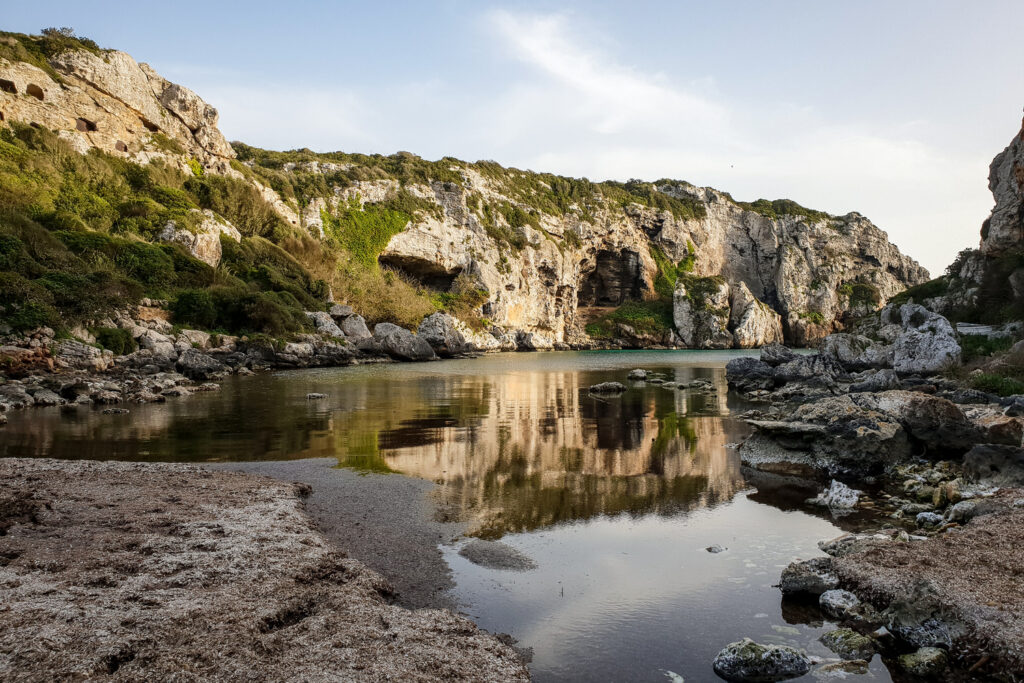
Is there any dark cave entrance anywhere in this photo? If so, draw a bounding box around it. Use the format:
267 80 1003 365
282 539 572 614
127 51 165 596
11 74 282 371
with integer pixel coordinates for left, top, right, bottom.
377 253 462 291
578 249 645 307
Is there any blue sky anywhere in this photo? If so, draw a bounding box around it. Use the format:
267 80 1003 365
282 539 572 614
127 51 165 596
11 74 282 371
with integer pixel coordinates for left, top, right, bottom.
7 1 1024 275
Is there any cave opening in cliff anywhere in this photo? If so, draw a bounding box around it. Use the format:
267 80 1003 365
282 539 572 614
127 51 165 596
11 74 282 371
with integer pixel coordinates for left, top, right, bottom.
76 118 97 132
25 84 44 100
578 249 645 307
141 118 159 132
377 253 462 291
0 79 16 94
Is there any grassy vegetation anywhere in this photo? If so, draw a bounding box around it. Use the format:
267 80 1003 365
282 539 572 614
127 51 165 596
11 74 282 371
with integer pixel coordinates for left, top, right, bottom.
799 310 827 325
585 299 675 338
971 372 1024 397
960 334 1014 362
888 277 949 307
0 29 102 83
0 122 325 336
838 281 881 309
731 197 830 223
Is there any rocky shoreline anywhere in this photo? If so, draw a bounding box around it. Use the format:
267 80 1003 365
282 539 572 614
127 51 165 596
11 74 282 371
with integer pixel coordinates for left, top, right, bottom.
717 302 1024 681
0 458 529 682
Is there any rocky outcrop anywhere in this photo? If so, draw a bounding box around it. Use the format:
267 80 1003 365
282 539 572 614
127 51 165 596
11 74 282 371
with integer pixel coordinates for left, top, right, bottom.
728 281 784 348
373 323 437 362
0 37 928 349
417 313 500 356
0 42 234 172
673 278 732 348
158 209 241 267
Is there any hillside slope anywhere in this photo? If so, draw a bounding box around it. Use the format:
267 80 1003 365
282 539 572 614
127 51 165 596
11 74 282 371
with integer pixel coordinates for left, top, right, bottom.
0 30 928 349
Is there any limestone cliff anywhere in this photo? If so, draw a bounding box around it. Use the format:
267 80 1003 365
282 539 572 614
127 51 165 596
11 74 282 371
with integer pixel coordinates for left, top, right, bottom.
0 33 929 347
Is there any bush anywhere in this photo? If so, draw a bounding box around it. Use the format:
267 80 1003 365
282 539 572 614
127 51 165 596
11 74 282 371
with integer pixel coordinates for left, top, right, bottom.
93 327 137 354
172 289 218 329
6 301 59 331
960 334 1013 362
971 373 1024 397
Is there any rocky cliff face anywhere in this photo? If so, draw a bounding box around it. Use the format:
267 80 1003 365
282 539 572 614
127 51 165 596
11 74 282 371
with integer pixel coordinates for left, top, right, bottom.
0 34 929 348
281 170 927 347
0 36 234 175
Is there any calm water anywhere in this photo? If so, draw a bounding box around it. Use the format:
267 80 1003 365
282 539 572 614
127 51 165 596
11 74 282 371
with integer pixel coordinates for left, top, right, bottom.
0 351 892 681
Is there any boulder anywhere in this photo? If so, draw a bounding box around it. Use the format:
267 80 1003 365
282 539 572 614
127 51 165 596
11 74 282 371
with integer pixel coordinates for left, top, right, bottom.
305 311 345 339
760 344 797 366
820 333 877 369
418 313 498 356
773 354 845 385
627 369 647 381
673 278 734 349
340 315 372 340
515 331 554 351
889 304 961 374
819 589 861 621
779 557 839 596
329 304 355 320
711 639 810 682
373 323 437 362
54 340 113 371
962 444 1024 486
850 391 979 452
818 629 876 661
898 648 947 678
158 209 241 268
849 368 899 393
176 348 227 381
728 282 783 349
589 382 627 394
178 329 211 349
807 480 861 510
725 357 775 392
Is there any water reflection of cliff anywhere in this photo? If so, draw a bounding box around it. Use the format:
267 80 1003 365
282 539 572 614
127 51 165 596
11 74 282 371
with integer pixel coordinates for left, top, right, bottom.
0 359 750 538
333 368 749 538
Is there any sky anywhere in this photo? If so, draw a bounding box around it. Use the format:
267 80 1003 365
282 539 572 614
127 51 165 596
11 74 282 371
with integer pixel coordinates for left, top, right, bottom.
7 1 1024 276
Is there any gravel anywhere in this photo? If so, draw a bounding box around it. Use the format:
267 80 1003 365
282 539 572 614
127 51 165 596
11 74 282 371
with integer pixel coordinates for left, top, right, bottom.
0 458 528 682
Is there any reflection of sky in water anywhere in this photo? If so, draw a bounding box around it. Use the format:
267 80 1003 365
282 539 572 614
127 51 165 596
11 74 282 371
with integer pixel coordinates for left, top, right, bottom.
0 350 891 681
445 496 892 682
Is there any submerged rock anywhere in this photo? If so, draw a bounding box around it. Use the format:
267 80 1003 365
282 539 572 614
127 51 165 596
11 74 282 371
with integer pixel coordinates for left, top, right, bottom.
818 628 876 660
458 540 537 571
807 480 861 510
711 638 810 682
589 382 627 394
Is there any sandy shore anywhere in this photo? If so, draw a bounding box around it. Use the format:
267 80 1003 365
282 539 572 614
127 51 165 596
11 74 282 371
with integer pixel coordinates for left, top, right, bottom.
209 458 465 610
0 458 528 682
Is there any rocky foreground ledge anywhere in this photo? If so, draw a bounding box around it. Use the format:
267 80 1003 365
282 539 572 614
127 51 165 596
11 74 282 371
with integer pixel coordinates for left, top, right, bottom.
0 459 528 682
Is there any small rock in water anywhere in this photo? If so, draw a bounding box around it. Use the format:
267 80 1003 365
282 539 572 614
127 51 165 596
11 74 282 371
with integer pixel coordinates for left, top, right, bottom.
102 408 130 415
898 647 948 677
711 638 810 682
627 369 647 381
814 659 870 677
589 382 627 394
660 670 685 683
779 557 839 596
706 545 727 554
458 539 537 571
818 628 876 660
648 377 665 385
306 392 327 400
807 480 862 510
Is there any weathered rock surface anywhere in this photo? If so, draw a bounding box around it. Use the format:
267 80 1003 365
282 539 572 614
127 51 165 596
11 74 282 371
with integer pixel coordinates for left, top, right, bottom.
886 304 961 374
728 281 784 349
779 557 839 596
158 209 241 267
373 323 438 362
0 458 529 681
417 313 499 356
711 638 810 682
673 278 733 348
